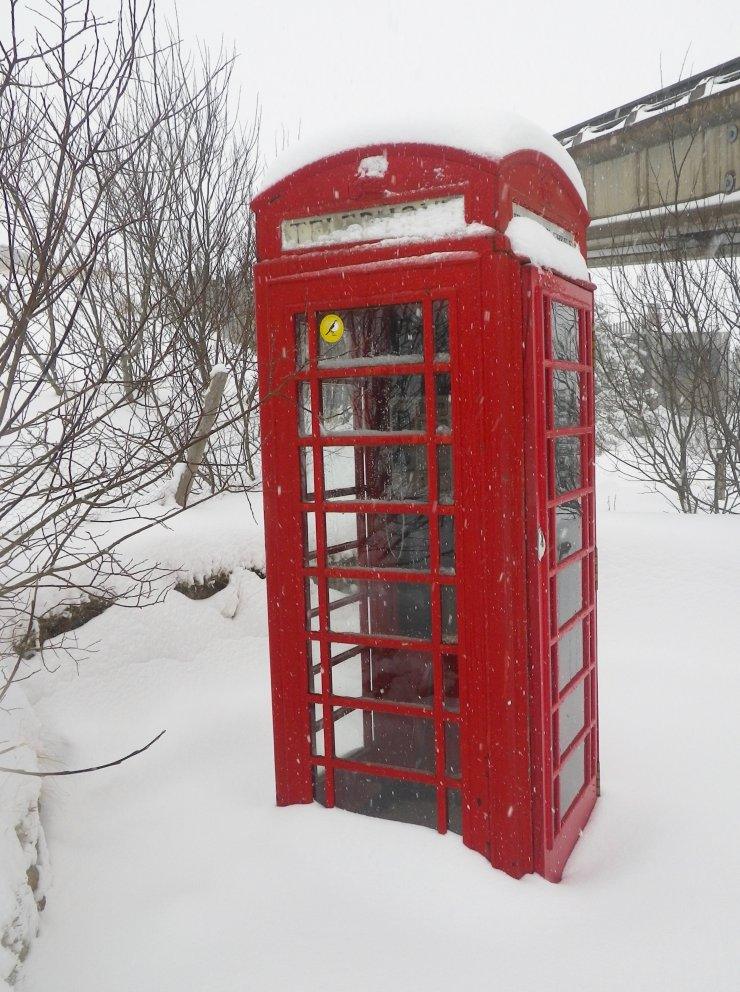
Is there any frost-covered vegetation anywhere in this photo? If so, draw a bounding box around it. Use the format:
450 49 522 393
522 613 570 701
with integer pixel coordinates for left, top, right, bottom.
0 0 261 653
595 208 740 513
1 2 261 979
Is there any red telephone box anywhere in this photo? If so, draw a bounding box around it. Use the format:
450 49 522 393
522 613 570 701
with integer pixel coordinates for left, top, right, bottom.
251 132 598 881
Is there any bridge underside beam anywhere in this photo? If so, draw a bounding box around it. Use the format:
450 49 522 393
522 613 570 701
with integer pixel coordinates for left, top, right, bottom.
587 195 740 267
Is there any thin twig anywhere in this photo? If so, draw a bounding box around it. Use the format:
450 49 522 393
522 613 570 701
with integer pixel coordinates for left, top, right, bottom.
0 728 166 777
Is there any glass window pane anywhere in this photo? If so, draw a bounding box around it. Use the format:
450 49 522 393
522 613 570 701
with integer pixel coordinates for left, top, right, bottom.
295 314 308 369
325 512 429 570
300 447 315 501
317 303 423 365
308 641 322 694
552 370 581 427
556 622 584 691
330 643 434 707
320 376 425 434
323 445 427 502
331 706 366 760
310 704 324 756
445 722 461 779
302 513 317 566
553 436 582 495
437 445 453 504
433 300 449 357
556 559 582 628
333 707 435 774
555 498 583 561
313 766 326 804
438 516 455 573
298 381 312 435
558 680 585 756
442 654 459 711
441 585 458 643
327 578 432 640
305 576 320 630
559 740 586 819
435 374 452 433
447 787 462 835
324 769 438 830
551 302 579 363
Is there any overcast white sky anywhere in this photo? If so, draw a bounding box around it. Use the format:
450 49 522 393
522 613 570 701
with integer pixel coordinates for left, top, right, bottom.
165 0 738 158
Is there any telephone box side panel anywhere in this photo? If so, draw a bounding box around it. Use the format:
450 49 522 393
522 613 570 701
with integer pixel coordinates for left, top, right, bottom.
478 250 534 877
255 270 313 806
447 260 491 860
521 267 552 874
522 268 598 880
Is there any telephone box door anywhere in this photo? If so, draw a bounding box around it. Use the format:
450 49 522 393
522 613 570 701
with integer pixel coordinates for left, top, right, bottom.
257 251 489 845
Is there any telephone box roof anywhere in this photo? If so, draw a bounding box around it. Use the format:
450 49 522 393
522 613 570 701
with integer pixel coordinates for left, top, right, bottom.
257 109 587 205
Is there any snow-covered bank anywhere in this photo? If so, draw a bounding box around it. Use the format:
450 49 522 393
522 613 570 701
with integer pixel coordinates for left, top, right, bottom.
12 498 740 991
0 688 48 988
121 491 266 586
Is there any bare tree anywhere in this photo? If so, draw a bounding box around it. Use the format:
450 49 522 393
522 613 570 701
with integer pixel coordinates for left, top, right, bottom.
595 110 740 513
0 0 261 694
88 37 261 495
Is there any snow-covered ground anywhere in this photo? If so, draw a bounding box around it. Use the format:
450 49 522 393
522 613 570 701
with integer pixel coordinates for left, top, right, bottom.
8 476 740 991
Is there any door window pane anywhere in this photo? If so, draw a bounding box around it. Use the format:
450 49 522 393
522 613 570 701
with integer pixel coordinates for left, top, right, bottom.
442 654 459 711
551 303 580 363
317 303 423 365
305 576 320 630
559 740 586 819
309 704 324 756
433 300 449 357
445 722 461 778
438 516 455 572
447 787 462 835
325 512 429 570
435 374 452 432
552 370 581 427
441 585 458 643
555 498 583 561
307 641 322 694
324 769 438 830
320 376 425 434
323 445 427 502
327 578 432 640
295 314 308 369
437 445 454 504
558 680 585 756
300 447 315 501
330 643 434 706
302 513 317 565
333 707 435 773
556 559 582 628
298 381 312 435
553 436 582 495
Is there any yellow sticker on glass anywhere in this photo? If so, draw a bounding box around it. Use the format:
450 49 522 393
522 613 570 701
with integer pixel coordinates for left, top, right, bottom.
319 313 344 344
